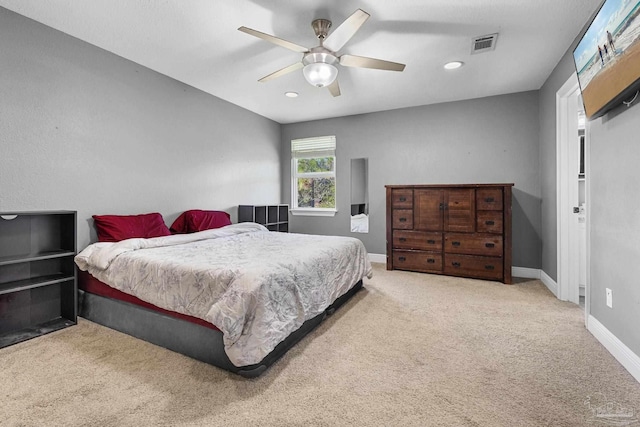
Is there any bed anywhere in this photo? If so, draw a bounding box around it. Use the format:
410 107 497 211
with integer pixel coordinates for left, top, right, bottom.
75 221 372 377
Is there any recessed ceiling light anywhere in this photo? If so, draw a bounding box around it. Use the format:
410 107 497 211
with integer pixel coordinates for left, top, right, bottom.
285 91 299 98
444 61 464 70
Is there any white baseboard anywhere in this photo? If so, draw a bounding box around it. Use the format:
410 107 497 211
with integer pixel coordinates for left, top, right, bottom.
512 267 540 279
540 270 559 297
588 315 640 384
511 267 559 298
369 253 386 264
509 266 559 298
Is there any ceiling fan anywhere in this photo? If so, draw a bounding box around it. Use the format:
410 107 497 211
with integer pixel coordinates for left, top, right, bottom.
238 9 406 97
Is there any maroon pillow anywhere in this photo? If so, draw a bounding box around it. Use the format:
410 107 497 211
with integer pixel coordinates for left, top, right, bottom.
93 213 171 242
170 210 231 234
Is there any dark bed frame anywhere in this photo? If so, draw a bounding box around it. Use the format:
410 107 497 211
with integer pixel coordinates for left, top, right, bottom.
78 280 363 378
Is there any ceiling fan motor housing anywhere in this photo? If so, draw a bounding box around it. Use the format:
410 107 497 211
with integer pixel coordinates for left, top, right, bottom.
311 19 332 40
303 47 338 66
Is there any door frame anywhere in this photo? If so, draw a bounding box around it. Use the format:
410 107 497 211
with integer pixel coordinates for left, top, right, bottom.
556 73 582 305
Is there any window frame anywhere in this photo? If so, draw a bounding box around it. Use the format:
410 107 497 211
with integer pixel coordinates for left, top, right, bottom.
290 136 337 217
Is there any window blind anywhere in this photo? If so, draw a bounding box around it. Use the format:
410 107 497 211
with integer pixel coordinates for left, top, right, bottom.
291 136 336 158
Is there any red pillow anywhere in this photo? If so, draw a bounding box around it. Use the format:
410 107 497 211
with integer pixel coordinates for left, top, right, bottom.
170 210 231 234
93 213 171 242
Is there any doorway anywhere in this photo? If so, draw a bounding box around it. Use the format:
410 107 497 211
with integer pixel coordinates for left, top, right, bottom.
556 73 589 322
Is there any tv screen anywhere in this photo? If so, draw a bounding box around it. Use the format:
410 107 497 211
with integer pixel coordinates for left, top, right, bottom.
573 0 640 119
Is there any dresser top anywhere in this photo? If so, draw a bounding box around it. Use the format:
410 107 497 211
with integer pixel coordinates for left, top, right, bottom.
385 183 514 189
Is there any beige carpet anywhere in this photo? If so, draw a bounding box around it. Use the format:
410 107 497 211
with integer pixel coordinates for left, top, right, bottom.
2 264 639 427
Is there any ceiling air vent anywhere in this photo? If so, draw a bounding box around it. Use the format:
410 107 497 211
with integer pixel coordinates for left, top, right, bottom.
471 33 498 54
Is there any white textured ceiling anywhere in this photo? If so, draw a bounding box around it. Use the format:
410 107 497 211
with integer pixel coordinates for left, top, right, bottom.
1 0 601 124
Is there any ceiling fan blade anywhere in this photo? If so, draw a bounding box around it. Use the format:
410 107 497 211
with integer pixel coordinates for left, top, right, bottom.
327 79 341 97
323 9 370 52
340 54 406 72
258 62 304 82
238 26 309 53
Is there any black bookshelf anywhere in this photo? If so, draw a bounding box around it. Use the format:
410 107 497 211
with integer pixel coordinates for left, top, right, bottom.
0 211 77 348
238 205 288 232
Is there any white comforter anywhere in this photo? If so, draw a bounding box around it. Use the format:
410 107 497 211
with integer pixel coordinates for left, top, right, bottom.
75 223 372 366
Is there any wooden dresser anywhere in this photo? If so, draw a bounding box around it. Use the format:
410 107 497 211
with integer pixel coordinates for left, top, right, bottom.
385 184 513 284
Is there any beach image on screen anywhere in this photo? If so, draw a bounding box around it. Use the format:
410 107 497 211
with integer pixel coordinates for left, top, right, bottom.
573 0 640 118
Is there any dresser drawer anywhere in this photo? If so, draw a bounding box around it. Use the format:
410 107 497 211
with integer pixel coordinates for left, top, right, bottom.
444 233 503 257
392 209 414 229
444 254 503 280
476 211 503 234
393 251 442 273
393 231 442 251
476 188 503 210
392 189 413 209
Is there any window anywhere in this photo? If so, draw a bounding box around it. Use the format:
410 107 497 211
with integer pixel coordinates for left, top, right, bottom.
291 136 337 216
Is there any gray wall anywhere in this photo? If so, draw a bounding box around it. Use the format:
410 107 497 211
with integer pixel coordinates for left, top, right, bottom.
281 91 542 269
589 106 640 356
539 16 640 355
0 8 281 249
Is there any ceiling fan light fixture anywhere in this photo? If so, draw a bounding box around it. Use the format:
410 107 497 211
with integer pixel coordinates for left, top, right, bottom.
303 62 338 87
302 50 338 87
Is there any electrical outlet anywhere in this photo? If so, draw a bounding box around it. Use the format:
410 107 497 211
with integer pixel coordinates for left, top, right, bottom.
606 288 613 308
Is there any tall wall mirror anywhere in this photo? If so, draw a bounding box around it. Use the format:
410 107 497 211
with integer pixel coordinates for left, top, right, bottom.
350 158 369 233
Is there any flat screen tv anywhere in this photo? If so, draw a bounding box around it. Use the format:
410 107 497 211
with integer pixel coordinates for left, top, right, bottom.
573 0 640 119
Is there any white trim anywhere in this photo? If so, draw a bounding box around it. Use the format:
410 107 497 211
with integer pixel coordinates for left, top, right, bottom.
510 267 558 296
291 136 337 212
584 120 592 327
588 315 640 384
556 73 581 304
512 267 540 279
541 269 559 297
368 253 386 264
289 209 337 217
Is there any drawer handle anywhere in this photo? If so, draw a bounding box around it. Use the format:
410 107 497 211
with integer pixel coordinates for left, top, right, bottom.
485 265 495 270
452 262 461 267
399 237 407 242
427 259 435 264
485 220 495 226
452 241 461 247
399 217 407 222
485 197 495 203
427 239 436 244
399 256 406 262
399 197 407 202
485 243 495 248
439 202 445 211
